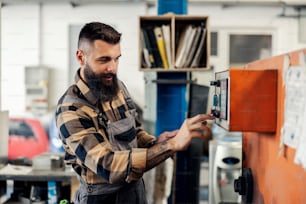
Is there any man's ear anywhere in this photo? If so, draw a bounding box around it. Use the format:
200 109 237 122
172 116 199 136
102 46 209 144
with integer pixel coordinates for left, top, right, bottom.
76 50 85 65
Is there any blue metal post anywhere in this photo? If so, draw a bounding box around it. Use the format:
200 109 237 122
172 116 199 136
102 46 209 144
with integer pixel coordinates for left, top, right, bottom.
155 1 200 204
155 0 187 134
157 0 187 15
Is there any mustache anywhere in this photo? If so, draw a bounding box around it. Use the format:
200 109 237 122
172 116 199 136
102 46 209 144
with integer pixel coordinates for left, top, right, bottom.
100 73 115 78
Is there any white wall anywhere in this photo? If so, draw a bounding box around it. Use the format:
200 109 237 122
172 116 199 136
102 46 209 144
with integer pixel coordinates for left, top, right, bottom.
1 3 306 117
1 3 148 116
2 5 40 115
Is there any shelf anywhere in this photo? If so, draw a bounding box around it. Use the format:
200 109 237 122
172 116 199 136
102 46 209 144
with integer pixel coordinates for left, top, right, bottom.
139 14 210 72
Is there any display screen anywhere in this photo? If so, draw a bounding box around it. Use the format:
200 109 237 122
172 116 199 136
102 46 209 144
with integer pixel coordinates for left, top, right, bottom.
219 79 228 120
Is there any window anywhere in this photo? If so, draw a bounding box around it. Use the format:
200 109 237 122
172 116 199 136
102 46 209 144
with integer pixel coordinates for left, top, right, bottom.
229 34 272 67
211 31 218 56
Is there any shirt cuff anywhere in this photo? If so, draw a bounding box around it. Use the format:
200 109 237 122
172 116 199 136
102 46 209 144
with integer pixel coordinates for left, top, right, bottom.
126 148 147 182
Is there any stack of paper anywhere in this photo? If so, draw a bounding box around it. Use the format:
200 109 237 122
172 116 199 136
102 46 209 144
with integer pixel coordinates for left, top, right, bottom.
175 24 207 68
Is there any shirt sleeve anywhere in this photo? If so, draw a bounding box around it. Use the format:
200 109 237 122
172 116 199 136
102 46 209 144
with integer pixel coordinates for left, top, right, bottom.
136 125 156 148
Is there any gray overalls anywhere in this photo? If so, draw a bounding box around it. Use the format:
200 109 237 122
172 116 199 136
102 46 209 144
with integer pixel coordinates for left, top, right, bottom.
73 84 148 204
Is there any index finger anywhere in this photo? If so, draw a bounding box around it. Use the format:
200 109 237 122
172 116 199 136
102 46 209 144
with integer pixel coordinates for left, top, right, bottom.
190 114 215 124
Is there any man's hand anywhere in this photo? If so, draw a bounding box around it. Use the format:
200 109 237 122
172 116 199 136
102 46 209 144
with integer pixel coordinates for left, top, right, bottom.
167 114 214 151
157 130 179 143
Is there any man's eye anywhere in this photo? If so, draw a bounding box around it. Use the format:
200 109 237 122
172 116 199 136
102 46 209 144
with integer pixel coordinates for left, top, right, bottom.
98 57 111 63
97 56 120 64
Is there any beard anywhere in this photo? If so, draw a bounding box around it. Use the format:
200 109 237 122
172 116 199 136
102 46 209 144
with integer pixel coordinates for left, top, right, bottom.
83 63 119 102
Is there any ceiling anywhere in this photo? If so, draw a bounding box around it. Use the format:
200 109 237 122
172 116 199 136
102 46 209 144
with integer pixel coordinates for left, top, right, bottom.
1 0 306 10
1 0 306 6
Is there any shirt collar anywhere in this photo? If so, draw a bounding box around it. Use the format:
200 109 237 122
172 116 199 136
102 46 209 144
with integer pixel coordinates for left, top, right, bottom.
74 68 99 105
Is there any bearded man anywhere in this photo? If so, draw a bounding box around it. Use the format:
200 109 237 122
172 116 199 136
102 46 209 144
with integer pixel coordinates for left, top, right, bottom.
55 22 214 204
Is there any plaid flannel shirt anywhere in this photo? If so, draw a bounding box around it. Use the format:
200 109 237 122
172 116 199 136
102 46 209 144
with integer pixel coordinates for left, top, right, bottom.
55 69 156 184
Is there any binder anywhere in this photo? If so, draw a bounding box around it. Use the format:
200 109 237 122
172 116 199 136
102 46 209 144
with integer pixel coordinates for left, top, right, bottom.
142 28 156 68
154 26 169 69
175 25 196 68
162 24 172 69
183 26 202 67
190 27 207 68
145 27 163 68
140 29 151 68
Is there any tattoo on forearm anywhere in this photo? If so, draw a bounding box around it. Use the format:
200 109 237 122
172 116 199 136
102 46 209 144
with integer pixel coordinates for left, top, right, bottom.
146 141 174 171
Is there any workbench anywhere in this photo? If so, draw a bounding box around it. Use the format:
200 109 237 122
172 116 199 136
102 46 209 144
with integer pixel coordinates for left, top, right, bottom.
0 164 78 203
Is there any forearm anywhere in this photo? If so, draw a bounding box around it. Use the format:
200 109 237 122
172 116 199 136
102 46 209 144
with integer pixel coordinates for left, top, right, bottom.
145 141 175 171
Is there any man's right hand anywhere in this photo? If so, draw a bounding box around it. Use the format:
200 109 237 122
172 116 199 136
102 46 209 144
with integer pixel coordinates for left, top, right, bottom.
167 114 214 151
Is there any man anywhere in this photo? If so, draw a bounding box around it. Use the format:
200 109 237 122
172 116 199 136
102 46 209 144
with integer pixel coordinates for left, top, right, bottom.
55 22 214 204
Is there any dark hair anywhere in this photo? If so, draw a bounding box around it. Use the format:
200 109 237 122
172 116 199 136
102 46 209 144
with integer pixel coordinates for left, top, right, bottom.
78 22 121 48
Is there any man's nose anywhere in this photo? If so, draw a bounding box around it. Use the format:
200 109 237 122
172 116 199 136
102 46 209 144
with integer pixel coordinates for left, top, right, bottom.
106 59 117 71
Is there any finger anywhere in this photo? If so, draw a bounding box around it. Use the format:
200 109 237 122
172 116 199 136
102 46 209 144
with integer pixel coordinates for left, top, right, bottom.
189 114 214 124
192 125 211 139
188 120 209 132
166 134 176 139
202 121 207 126
169 129 179 135
190 130 204 139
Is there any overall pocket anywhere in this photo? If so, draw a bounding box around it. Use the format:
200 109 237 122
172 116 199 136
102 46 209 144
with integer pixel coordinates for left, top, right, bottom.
108 109 137 150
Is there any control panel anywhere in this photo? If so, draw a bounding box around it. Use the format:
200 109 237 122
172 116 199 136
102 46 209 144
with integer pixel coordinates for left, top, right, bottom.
210 69 277 132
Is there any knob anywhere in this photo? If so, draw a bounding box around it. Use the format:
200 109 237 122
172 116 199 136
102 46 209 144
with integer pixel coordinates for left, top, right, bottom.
234 168 253 204
210 80 220 87
211 109 220 118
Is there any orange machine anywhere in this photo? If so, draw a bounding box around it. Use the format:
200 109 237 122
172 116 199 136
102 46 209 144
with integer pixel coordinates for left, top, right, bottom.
242 49 306 203
211 68 277 132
